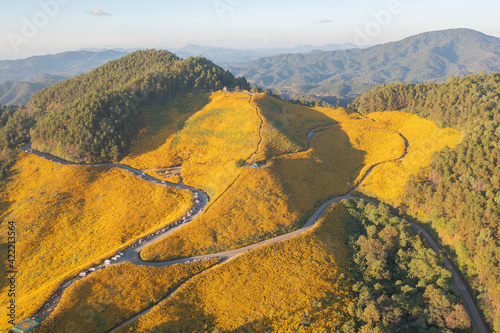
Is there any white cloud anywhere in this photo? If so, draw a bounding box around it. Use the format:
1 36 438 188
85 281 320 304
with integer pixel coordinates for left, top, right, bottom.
311 19 333 24
89 8 111 16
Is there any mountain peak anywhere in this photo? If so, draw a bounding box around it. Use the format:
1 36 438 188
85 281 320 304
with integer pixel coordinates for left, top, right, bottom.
399 28 498 45
230 29 500 100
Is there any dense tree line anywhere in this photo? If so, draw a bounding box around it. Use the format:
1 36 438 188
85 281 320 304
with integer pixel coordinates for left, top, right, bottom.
348 72 500 129
342 199 470 332
349 72 500 331
29 49 250 162
0 105 38 178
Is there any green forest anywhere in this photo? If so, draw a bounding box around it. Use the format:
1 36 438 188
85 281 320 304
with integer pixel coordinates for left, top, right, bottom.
29 49 249 162
342 199 470 332
349 72 500 331
0 105 38 178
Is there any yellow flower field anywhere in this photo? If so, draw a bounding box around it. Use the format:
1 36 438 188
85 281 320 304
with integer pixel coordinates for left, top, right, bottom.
0 91 460 331
120 203 354 333
357 111 462 204
314 107 408 184
35 260 220 333
0 153 192 330
252 94 335 159
122 91 262 200
141 94 408 261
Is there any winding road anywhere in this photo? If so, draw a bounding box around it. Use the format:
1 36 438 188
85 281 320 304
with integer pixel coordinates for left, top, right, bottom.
19 117 488 333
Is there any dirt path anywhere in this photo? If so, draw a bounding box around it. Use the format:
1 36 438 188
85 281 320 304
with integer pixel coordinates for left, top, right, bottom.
408 221 488 333
246 94 264 163
203 94 263 213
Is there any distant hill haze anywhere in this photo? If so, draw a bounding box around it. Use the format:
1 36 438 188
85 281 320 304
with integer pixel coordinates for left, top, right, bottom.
229 29 500 102
0 50 127 105
0 73 67 105
3 29 500 106
0 46 360 105
171 43 362 65
0 50 127 82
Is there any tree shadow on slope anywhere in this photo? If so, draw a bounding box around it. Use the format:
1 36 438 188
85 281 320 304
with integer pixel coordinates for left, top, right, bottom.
254 97 367 229
199 103 366 253
123 93 211 161
136 296 219 333
269 123 366 216
253 95 337 158
138 95 369 262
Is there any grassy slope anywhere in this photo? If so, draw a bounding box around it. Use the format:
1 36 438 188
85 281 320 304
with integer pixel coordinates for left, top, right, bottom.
140 92 407 261
119 203 354 333
35 260 220 333
0 91 462 331
357 111 462 205
122 92 262 201
0 153 192 330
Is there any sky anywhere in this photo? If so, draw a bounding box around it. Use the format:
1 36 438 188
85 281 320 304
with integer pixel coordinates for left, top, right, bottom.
1 0 500 60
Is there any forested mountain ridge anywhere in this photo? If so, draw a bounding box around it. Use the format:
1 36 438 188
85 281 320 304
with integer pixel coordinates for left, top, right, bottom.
348 72 500 128
229 29 500 102
349 72 500 331
28 49 249 162
0 104 38 177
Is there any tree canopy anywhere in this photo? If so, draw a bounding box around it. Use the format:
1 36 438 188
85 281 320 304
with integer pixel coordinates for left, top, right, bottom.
342 199 470 332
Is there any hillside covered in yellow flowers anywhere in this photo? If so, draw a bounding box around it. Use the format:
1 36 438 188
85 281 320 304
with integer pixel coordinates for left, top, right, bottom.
0 153 193 330
1 87 461 332
137 91 459 261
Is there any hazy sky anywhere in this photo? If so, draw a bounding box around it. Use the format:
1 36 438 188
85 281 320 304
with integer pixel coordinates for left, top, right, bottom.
1 0 499 59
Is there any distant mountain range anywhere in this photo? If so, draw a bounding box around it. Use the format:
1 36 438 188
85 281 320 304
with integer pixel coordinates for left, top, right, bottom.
0 50 128 82
3 29 500 106
229 28 500 103
82 44 363 65
0 73 67 105
0 50 127 105
170 43 362 65
0 45 359 105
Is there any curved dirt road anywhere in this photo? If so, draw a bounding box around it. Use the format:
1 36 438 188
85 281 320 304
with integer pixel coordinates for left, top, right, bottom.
19 120 487 333
408 221 488 333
